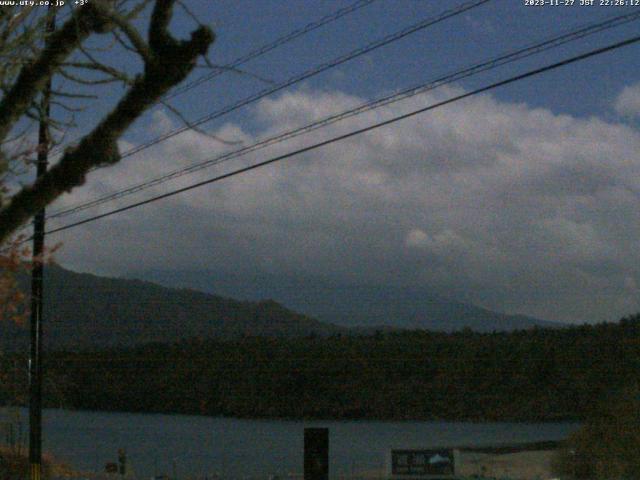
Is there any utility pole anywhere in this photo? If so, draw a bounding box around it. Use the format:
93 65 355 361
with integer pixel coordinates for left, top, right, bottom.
29 7 55 480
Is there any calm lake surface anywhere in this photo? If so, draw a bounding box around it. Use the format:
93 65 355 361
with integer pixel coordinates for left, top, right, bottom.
13 409 578 478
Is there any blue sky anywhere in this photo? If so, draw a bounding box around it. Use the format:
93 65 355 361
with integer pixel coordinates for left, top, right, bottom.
56 0 640 141
35 0 640 325
165 0 640 122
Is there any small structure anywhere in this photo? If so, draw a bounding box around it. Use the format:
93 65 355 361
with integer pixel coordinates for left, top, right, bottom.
388 449 460 480
304 428 329 480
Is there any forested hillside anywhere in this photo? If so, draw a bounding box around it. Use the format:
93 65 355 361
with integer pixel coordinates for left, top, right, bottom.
2 316 636 421
0 265 344 352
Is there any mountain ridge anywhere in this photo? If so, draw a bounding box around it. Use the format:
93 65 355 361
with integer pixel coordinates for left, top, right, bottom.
134 269 562 332
0 264 562 352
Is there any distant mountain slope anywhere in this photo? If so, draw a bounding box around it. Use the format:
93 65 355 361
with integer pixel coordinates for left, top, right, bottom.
1 265 344 351
1 265 562 352
137 270 562 332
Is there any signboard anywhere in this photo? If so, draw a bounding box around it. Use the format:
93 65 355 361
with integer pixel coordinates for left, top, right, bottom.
390 449 457 479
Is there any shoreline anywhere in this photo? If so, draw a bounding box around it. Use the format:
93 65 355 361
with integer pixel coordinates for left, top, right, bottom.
2 404 583 425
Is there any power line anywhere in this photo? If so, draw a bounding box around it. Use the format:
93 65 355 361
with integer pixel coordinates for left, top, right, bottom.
46 9 640 222
48 0 378 156
165 0 378 101
87 0 493 161
45 0 491 218
41 33 640 238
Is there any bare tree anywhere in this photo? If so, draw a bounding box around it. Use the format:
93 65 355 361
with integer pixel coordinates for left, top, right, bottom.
0 0 215 245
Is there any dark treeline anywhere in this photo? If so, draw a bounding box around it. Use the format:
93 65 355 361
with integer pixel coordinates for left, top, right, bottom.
2 315 639 422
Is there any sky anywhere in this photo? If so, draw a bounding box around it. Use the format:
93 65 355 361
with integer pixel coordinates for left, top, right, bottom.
26 0 640 325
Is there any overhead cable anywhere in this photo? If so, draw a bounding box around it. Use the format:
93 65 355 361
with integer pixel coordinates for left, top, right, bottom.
46 9 640 222
40 33 640 238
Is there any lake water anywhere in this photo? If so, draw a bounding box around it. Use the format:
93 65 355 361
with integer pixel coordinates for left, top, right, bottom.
5 409 579 479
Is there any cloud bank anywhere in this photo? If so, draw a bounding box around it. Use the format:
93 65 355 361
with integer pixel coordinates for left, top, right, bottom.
615 82 640 119
50 85 640 324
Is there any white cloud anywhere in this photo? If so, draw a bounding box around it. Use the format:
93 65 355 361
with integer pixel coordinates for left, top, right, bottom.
50 86 640 324
614 83 640 119
405 229 428 248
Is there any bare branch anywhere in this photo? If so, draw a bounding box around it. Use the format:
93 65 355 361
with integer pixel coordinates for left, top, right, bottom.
91 1 153 62
50 100 85 113
60 61 133 83
0 2 115 144
176 0 204 28
121 0 154 20
111 28 141 56
0 0 215 243
160 99 241 146
149 0 175 52
0 120 34 147
51 90 98 99
59 67 129 86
